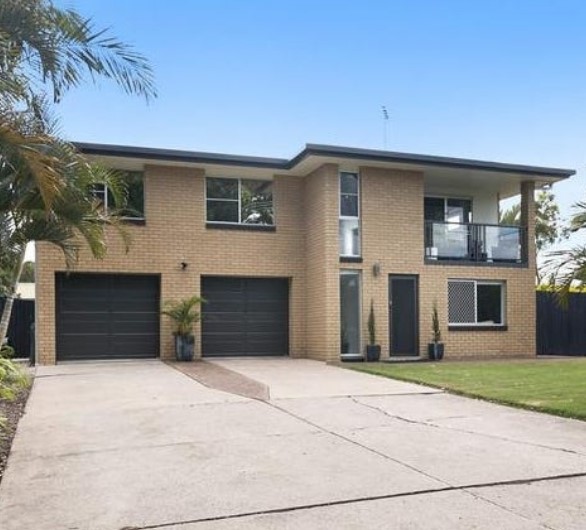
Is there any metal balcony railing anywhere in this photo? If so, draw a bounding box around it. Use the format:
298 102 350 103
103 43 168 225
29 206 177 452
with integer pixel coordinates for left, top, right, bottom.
424 221 525 263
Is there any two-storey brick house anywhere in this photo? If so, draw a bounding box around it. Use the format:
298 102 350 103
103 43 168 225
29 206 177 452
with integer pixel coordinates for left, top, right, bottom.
35 143 574 364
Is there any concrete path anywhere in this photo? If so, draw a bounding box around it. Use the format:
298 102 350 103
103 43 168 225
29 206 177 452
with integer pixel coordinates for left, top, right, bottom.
0 359 585 529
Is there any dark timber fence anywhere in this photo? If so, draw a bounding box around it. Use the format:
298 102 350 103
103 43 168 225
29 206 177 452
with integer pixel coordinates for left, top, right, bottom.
537 291 586 356
0 297 35 359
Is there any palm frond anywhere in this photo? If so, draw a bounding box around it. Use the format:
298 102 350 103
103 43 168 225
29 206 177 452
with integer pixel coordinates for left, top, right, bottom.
570 201 586 232
0 116 64 208
162 297 205 335
0 0 156 103
543 247 586 308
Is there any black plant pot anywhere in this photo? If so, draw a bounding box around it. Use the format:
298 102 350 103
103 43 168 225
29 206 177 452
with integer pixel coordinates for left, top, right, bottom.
175 334 195 361
366 345 381 362
427 342 444 361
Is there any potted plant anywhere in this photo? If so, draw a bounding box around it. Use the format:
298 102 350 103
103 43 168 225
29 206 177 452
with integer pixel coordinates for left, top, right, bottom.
366 300 381 362
162 296 204 361
428 301 444 361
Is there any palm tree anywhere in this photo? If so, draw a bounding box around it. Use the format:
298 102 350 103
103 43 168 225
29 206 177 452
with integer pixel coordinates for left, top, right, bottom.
545 201 586 304
0 0 156 348
0 119 130 345
0 0 156 105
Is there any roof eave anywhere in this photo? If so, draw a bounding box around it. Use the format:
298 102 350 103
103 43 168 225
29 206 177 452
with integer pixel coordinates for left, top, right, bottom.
74 142 576 180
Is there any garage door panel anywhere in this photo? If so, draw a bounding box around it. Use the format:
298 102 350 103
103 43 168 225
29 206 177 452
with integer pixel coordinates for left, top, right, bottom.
204 300 246 313
203 322 248 335
110 311 159 322
58 335 110 358
56 273 160 361
247 333 288 346
60 296 110 312
245 320 288 333
59 318 109 335
245 300 287 313
202 334 247 355
110 335 159 357
202 277 288 357
110 320 158 335
111 298 159 313
203 277 244 293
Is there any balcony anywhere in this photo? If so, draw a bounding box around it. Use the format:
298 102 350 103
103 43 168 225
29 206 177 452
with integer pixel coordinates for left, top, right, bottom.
424 221 525 264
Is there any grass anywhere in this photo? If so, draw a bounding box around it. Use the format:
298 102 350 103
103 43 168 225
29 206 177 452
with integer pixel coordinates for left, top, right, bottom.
350 359 586 421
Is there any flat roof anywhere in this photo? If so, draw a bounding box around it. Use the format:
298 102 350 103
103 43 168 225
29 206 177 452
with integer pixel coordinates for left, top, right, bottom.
75 142 576 179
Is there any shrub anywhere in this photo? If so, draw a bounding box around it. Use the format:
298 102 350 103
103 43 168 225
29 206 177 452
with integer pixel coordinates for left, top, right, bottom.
0 345 15 359
0 358 30 401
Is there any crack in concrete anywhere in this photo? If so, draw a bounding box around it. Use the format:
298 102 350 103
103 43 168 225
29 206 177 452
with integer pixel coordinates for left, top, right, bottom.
351 396 586 459
265 399 453 487
119 472 586 530
269 390 441 402
460 488 559 530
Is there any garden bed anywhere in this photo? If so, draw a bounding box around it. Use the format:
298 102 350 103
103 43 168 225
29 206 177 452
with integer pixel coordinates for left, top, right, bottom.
0 376 32 484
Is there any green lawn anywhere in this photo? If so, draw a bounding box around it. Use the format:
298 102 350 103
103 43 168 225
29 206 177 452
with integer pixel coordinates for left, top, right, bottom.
351 359 586 421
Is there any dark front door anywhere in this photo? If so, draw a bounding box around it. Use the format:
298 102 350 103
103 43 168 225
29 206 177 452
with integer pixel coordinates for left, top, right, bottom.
56 273 160 361
201 277 289 357
389 275 419 356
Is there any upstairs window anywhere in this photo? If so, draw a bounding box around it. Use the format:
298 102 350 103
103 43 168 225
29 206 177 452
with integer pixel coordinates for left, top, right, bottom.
91 171 144 220
425 197 472 224
206 177 274 225
339 172 360 257
448 279 505 326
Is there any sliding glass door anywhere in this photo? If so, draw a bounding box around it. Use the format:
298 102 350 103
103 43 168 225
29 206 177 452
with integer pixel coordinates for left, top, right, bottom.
340 271 361 358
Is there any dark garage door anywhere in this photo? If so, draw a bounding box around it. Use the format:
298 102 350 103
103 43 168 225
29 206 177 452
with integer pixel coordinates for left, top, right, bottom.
202 277 289 357
56 273 160 361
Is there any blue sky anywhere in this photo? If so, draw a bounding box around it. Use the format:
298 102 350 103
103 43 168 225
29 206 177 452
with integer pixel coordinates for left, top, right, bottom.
56 0 585 229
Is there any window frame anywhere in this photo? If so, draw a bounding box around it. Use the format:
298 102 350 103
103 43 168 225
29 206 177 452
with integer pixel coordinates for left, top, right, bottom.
340 269 362 358
205 176 274 226
447 279 506 327
339 171 361 258
91 171 145 221
424 195 473 224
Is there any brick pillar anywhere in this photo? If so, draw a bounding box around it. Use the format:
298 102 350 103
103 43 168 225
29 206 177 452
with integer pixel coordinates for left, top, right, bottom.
520 180 537 355
304 163 340 362
520 181 536 271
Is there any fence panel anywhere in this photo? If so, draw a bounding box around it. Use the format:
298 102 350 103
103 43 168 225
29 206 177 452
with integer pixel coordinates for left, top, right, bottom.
0 297 35 359
537 292 586 356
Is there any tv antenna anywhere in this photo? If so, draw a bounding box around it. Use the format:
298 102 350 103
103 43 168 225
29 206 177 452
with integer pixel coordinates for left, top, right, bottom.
381 106 389 149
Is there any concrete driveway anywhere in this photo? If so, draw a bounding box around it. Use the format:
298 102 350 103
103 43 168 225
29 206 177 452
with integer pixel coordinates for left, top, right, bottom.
1 359 586 530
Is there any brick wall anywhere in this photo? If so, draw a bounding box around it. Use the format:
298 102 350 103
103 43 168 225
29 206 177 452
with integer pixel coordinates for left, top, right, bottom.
346 166 536 359
36 165 307 364
36 162 537 364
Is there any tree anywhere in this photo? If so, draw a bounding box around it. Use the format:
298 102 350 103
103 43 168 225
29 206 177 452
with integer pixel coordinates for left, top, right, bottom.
19 262 34 283
0 0 155 106
500 189 568 281
0 124 131 343
546 201 586 302
500 190 568 252
0 0 156 347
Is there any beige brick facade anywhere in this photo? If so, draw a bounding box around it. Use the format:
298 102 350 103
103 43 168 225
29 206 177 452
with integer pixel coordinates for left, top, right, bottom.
36 158 538 364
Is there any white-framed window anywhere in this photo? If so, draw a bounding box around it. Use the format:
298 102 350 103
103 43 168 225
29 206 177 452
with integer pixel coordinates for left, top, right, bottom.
206 177 274 225
91 171 145 220
448 279 506 326
339 172 360 257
